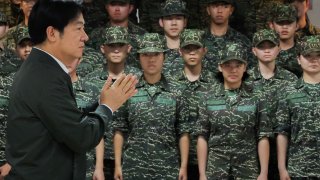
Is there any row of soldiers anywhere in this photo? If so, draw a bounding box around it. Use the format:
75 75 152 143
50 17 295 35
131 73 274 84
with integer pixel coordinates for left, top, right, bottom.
0 0 320 179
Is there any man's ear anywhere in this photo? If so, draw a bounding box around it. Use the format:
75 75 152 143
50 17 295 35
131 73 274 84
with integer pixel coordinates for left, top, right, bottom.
159 18 164 28
100 45 105 54
46 26 58 42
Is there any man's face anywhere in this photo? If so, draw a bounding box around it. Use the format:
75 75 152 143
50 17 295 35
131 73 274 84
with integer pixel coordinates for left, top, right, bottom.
272 21 298 40
159 15 187 39
139 52 164 76
180 44 206 67
55 13 88 64
298 51 320 75
218 60 247 86
207 2 234 25
291 0 309 18
20 0 37 18
100 43 131 64
252 41 280 63
106 2 133 23
16 39 32 61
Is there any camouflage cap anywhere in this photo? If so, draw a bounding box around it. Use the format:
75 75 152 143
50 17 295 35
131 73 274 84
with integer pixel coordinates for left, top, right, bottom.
104 0 130 4
137 33 166 53
220 43 247 64
180 29 205 48
252 29 279 47
297 35 320 56
103 26 129 45
272 4 298 23
206 0 234 5
160 0 188 17
14 26 31 45
0 12 7 23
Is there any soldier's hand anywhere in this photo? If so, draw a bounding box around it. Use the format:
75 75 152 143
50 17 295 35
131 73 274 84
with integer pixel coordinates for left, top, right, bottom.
114 165 123 180
0 163 11 180
100 74 138 112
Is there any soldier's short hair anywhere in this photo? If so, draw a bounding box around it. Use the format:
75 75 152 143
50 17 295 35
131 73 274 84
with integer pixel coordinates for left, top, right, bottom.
297 35 320 56
137 33 166 53
252 29 280 47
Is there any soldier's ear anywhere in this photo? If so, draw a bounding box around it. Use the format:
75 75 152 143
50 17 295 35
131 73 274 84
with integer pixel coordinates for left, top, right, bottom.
100 45 105 54
268 22 275 29
159 18 164 28
252 47 257 56
127 45 132 53
218 64 223 72
129 4 134 14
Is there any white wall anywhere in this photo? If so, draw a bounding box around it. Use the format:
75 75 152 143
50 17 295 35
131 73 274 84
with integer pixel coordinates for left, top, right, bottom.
307 0 320 28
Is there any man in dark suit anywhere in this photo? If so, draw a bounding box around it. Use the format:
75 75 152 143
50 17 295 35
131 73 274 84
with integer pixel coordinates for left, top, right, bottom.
5 0 138 180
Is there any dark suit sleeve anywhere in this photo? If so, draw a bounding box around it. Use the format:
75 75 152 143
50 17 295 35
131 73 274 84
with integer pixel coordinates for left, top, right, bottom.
37 78 112 153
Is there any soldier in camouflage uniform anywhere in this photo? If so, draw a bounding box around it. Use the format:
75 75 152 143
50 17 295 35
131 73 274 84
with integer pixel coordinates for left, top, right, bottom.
285 0 320 39
230 0 284 40
270 4 303 77
196 42 272 179
76 46 105 77
83 26 141 180
113 33 190 180
0 12 9 52
13 26 32 61
169 29 216 180
82 0 108 35
247 29 297 180
158 0 187 77
3 0 37 51
87 0 146 62
275 35 320 179
203 0 255 74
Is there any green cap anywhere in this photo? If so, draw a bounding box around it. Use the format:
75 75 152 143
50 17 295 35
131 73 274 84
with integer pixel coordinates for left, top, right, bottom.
180 29 205 48
220 43 247 64
103 26 129 45
206 0 234 5
137 33 166 53
273 4 297 23
252 29 279 47
14 26 31 45
160 0 188 17
105 0 130 4
0 12 7 23
297 35 320 56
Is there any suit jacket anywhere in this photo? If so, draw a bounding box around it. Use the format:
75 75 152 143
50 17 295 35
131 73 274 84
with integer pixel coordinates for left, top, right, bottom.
5 48 112 180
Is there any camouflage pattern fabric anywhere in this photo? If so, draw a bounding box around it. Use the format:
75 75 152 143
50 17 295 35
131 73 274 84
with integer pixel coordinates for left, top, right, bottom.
0 11 7 23
252 29 280 47
103 26 129 45
137 33 166 53
138 0 166 33
76 46 105 77
275 78 320 178
296 35 320 56
185 0 207 30
271 3 297 23
13 26 30 45
169 67 216 166
0 49 23 75
196 82 272 179
277 45 302 77
87 21 146 55
180 29 205 48
246 65 297 180
160 0 188 17
295 16 320 40
202 27 255 74
162 50 184 77
220 42 248 64
0 73 14 166
0 0 17 27
3 23 26 51
230 0 284 40
113 75 189 179
82 0 108 35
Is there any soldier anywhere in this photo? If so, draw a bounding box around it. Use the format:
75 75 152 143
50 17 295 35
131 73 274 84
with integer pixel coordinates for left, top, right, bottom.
13 26 32 61
83 26 141 180
113 33 190 180
285 0 320 39
3 0 37 51
247 29 297 180
196 42 271 179
76 46 105 77
158 0 187 76
275 35 320 179
169 29 216 180
138 0 165 33
269 4 302 77
203 0 255 74
82 0 108 35
87 0 146 58
0 12 9 51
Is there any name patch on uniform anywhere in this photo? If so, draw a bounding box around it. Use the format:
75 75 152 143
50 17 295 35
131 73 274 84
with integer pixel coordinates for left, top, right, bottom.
237 105 256 112
130 96 149 103
207 105 227 111
287 93 308 104
155 98 176 106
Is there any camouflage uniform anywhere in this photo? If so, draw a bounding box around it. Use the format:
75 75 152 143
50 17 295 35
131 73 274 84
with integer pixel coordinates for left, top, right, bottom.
203 27 255 74
0 0 17 27
138 0 166 33
76 46 105 78
3 22 27 51
0 12 8 51
275 35 320 178
295 16 320 40
230 0 284 39
82 0 108 35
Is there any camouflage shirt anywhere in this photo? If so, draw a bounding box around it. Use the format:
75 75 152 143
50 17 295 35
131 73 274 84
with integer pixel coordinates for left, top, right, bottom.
295 16 320 41
276 45 302 78
203 27 255 74
82 0 108 35
196 82 272 179
162 49 184 77
0 49 22 76
113 75 189 179
76 46 105 78
169 67 216 166
275 78 320 178
0 73 14 165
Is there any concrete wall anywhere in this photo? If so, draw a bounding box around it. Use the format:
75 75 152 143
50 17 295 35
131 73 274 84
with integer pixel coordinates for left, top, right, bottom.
307 0 320 28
